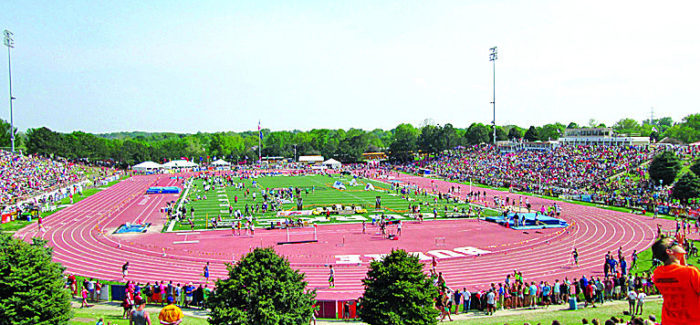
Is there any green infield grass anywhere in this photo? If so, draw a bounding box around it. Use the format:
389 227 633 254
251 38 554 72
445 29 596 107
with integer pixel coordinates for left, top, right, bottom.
169 174 499 231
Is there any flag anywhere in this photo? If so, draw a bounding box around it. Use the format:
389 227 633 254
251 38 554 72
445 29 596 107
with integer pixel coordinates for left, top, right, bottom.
258 120 263 140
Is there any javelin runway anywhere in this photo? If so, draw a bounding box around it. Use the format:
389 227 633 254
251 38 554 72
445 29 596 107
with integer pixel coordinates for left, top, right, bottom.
14 171 674 300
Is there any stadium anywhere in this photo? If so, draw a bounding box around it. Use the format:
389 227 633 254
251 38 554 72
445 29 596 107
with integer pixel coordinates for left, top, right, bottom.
3 3 700 325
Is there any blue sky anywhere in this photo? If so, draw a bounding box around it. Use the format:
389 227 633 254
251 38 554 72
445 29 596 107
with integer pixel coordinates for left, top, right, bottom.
1 0 699 133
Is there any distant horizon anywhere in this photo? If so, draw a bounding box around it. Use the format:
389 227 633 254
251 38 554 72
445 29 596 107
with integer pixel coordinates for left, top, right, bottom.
2 1 698 133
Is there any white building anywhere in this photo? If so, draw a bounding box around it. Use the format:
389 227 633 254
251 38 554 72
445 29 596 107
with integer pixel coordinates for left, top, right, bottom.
559 128 649 146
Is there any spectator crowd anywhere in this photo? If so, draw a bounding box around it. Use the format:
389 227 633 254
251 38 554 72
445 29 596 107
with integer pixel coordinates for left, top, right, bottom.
0 150 85 205
398 144 700 214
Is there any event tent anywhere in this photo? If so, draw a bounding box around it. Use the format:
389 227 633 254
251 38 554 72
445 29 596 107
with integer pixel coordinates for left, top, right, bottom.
211 159 231 166
162 160 199 169
133 161 163 172
322 158 342 169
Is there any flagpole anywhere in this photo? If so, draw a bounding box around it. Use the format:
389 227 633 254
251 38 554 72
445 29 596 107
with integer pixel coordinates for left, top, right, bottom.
258 120 262 164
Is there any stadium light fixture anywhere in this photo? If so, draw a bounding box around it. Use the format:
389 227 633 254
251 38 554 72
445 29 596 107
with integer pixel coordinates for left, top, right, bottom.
489 46 497 145
3 29 15 153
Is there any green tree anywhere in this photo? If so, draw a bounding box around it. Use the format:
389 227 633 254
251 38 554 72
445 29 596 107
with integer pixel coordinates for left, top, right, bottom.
418 125 440 154
0 234 72 325
566 122 579 129
672 172 700 203
25 127 65 157
690 160 700 177
648 151 682 186
539 123 565 141
488 126 508 143
440 123 458 150
523 126 539 142
207 248 315 325
0 118 18 149
665 114 700 143
507 126 524 140
388 124 418 163
464 123 489 145
613 118 641 134
358 249 439 325
336 133 368 162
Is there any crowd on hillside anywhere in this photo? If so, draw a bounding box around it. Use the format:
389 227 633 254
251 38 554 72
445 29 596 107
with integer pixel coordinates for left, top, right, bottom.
0 150 86 206
398 144 700 213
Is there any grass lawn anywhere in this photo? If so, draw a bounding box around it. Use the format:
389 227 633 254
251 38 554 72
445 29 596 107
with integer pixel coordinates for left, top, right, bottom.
69 301 207 325
0 176 126 233
171 174 499 231
450 298 662 325
69 298 663 325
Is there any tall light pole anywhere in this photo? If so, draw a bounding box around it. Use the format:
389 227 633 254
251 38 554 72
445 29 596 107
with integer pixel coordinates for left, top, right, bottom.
489 46 497 145
3 30 15 153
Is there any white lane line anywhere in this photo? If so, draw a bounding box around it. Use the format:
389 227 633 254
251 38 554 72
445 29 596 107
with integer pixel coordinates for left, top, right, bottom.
173 240 200 244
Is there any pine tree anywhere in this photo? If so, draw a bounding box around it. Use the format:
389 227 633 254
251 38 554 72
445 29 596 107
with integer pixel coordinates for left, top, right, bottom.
358 249 439 325
207 247 316 325
523 126 540 142
0 234 72 325
672 172 700 203
648 151 682 185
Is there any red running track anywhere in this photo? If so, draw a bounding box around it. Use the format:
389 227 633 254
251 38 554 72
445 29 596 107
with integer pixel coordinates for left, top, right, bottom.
14 172 676 300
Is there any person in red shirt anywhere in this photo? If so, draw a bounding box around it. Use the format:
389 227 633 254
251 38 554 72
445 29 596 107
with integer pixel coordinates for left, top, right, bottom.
652 236 700 325
585 282 597 308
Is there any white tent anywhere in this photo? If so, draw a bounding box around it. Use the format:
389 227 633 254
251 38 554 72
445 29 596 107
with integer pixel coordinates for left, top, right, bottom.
133 161 162 172
299 155 324 164
211 159 231 166
322 158 342 169
162 160 199 169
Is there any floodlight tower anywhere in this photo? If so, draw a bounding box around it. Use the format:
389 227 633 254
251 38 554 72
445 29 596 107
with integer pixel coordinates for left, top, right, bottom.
3 30 15 153
489 46 497 145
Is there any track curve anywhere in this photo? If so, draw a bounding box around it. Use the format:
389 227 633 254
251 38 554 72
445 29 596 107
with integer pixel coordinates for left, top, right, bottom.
14 172 674 300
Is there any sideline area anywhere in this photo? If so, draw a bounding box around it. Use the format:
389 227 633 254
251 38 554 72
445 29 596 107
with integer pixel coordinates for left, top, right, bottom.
69 296 663 325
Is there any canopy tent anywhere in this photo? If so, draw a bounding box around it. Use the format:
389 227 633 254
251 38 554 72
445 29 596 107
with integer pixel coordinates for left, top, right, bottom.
299 155 324 164
211 159 231 166
133 161 163 172
322 158 342 169
162 160 199 169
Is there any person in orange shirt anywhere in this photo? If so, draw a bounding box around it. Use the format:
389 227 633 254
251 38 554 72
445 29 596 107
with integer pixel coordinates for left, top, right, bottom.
158 295 183 325
652 236 700 325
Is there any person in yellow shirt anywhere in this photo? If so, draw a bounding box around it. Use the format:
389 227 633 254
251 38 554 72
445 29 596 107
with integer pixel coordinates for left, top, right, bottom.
652 236 700 325
158 295 183 325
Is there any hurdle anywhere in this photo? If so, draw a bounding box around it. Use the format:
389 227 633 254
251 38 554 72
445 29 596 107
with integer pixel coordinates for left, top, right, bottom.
277 226 318 245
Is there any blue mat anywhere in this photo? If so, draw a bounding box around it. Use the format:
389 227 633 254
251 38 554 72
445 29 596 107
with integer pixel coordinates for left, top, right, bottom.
485 212 567 229
115 223 151 234
146 186 180 194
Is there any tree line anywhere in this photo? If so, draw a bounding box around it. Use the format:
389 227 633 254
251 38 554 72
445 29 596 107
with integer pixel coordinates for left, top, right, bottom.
1 114 698 166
